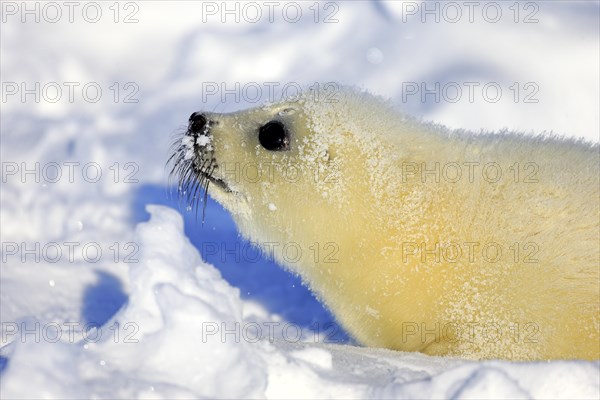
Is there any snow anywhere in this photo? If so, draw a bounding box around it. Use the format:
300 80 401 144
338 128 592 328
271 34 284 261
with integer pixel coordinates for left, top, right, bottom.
196 135 212 147
1 1 599 399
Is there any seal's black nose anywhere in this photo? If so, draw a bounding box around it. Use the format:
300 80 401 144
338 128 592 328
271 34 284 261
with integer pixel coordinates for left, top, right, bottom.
189 112 207 134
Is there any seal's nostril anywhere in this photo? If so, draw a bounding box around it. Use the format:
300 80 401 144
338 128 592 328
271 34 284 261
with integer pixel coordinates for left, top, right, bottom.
189 112 207 134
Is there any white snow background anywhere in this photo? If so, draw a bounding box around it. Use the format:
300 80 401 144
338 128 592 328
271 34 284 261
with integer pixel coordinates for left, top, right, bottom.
1 1 599 399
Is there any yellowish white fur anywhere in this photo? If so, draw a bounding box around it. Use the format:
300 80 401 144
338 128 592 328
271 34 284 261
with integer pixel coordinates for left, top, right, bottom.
199 87 599 360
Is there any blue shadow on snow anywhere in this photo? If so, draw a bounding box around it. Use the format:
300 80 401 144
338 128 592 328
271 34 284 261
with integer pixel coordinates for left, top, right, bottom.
81 271 128 327
130 184 350 344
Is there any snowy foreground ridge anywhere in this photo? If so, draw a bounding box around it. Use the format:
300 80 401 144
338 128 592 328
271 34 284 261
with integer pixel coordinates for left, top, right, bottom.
1 206 598 399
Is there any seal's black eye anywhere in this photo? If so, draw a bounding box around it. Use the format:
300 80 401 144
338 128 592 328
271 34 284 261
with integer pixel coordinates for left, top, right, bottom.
258 121 289 151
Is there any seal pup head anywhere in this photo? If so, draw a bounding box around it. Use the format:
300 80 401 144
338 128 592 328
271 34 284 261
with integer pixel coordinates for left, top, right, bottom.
171 93 345 238
171 102 303 223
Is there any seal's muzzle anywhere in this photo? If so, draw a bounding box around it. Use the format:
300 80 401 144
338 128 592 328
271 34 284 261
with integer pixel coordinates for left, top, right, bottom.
168 111 232 223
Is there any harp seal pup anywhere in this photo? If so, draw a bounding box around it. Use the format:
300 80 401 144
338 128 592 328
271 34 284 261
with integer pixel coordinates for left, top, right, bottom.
170 86 599 360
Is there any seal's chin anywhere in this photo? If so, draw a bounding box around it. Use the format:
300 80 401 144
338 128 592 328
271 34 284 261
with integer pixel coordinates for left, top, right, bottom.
202 170 233 193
